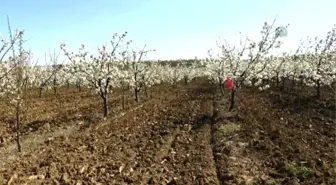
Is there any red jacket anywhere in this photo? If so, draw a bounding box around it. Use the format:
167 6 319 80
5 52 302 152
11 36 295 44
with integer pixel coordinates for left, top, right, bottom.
225 77 233 90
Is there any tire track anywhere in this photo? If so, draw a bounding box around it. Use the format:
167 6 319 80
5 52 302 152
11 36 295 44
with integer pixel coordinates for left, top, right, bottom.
161 96 220 185
211 96 263 185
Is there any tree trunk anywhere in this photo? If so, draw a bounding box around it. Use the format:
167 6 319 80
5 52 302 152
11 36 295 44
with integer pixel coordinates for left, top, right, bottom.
316 80 321 99
134 87 139 104
291 76 295 91
276 73 279 88
16 101 21 152
280 77 285 91
184 76 188 85
39 87 43 98
300 77 304 91
218 77 224 96
24 83 28 111
144 84 149 99
53 78 57 95
219 82 225 96
229 88 235 111
78 84 81 92
134 72 139 104
102 95 108 118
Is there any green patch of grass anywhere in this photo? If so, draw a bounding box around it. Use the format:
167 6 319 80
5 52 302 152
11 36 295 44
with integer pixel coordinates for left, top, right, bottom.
252 178 282 185
218 122 241 135
266 179 282 185
287 162 310 179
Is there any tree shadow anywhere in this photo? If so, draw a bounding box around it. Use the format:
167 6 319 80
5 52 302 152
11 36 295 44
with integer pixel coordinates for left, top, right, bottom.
192 115 214 130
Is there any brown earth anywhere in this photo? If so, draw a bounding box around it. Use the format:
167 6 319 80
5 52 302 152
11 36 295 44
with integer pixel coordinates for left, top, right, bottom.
0 81 335 185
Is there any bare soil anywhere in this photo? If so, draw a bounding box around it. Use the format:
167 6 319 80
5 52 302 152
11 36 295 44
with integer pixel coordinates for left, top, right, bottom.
0 82 335 185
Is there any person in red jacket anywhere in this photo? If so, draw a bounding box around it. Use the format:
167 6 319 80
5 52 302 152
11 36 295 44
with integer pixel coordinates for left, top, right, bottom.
225 77 233 90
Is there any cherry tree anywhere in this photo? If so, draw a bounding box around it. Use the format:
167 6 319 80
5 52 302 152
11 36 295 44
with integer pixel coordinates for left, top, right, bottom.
306 26 336 98
138 63 161 99
122 45 155 103
160 64 185 86
61 32 133 117
210 18 288 110
0 17 30 152
205 48 232 96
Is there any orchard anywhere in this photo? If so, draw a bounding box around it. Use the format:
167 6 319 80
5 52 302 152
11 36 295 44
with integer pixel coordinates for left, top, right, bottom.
0 18 335 185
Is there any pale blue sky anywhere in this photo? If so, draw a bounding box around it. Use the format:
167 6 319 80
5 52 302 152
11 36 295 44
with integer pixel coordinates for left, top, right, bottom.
0 0 335 64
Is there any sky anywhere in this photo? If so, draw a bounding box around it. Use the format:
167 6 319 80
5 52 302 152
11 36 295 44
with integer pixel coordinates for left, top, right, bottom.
0 0 335 64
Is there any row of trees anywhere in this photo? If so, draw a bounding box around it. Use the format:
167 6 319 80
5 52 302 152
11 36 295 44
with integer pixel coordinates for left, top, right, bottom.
0 18 335 152
205 20 335 110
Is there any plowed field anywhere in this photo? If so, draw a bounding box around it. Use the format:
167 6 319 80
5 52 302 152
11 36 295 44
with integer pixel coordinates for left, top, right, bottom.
0 82 335 185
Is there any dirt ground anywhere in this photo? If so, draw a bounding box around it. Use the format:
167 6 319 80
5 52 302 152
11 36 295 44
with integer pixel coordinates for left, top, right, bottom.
0 81 335 185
